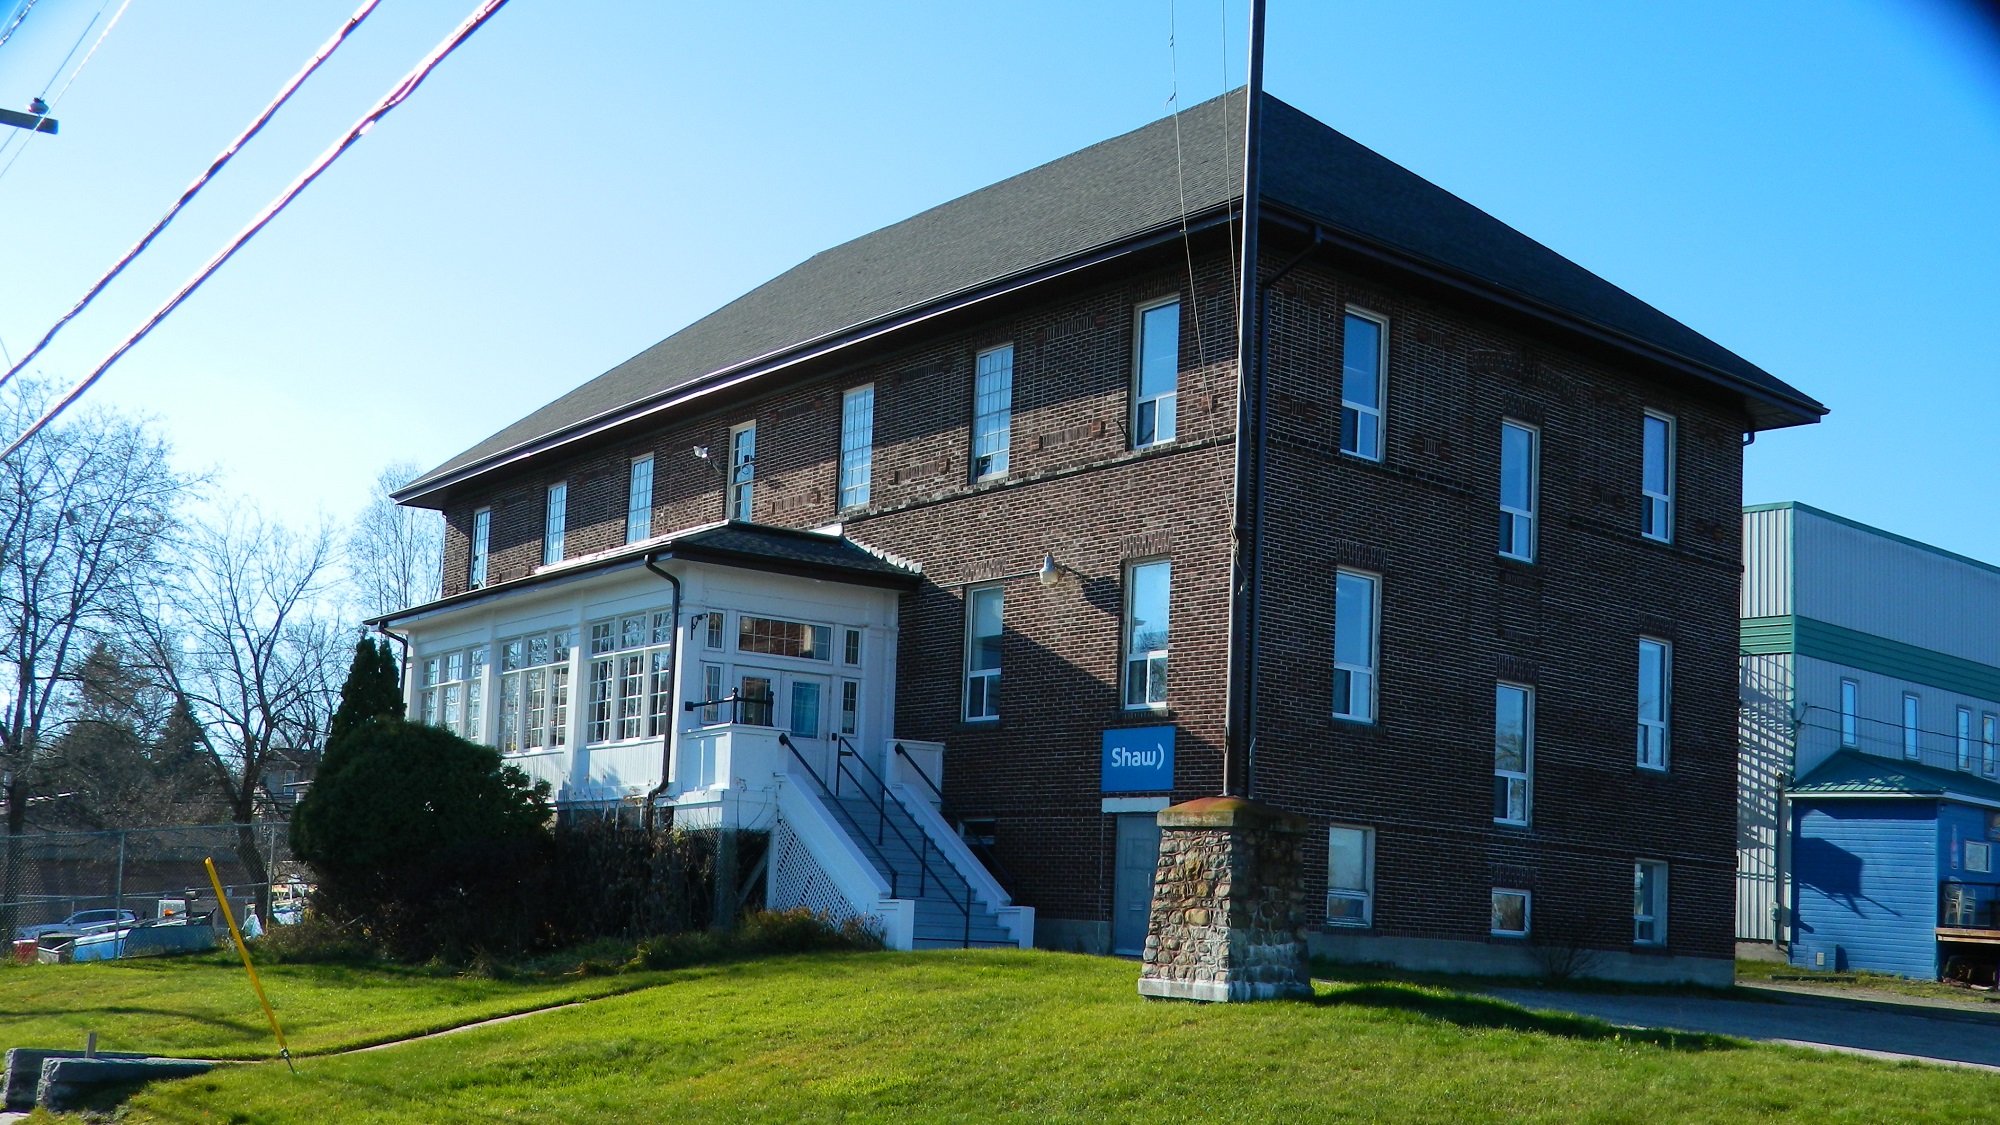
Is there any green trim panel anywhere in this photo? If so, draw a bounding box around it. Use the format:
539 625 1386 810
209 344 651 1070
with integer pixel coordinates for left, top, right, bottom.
1741 615 2000 701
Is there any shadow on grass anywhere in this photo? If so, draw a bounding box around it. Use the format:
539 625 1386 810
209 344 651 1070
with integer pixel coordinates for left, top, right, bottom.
1310 957 1770 1004
1311 982 1743 1053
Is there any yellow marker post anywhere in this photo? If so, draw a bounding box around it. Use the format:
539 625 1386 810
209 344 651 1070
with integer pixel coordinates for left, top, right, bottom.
204 857 295 1074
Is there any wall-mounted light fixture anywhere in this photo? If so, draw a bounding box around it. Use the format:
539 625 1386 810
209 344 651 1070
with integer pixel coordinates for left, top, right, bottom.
1038 553 1063 587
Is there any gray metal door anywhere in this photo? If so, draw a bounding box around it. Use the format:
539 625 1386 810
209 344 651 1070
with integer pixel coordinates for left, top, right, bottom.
1112 813 1162 956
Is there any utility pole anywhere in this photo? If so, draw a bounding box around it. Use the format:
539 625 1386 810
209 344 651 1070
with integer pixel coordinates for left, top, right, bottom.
1221 0 1266 801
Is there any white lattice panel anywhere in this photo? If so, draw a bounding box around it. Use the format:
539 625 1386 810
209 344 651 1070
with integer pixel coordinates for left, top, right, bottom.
770 817 875 930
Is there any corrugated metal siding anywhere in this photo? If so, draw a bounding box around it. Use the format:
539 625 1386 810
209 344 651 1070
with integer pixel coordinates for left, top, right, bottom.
1742 506 1792 619
1739 652 1794 941
1791 800 1939 979
1794 509 2000 667
1793 655 2000 779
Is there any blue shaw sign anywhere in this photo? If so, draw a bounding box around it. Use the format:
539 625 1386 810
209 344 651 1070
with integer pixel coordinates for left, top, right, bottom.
1102 726 1175 793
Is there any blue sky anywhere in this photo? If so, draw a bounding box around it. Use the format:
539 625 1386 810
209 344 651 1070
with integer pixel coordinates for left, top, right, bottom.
0 1 1994 558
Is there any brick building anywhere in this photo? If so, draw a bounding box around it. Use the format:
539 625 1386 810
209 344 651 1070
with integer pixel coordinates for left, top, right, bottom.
376 91 1823 979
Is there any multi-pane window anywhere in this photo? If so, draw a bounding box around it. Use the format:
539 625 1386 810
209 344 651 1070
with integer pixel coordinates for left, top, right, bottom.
1904 693 1922 760
843 628 861 666
737 616 831 660
1637 638 1671 769
585 611 675 744
1985 713 1997 776
1326 825 1374 926
964 586 1002 721
1960 707 1977 772
496 629 573 754
543 481 568 566
1123 560 1171 708
418 648 487 741
840 385 875 507
1133 299 1180 448
1332 570 1379 722
1494 684 1532 826
1633 861 1668 945
1498 421 1538 562
626 456 654 544
972 347 1013 480
1491 889 1531 937
698 663 724 725
469 507 491 590
840 680 859 736
703 612 724 651
730 422 756 521
1339 311 1386 460
1641 411 1675 542
1840 679 1859 747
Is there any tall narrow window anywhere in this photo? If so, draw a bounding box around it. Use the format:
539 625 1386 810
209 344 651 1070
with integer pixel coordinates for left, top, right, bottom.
1491 889 1531 937
1839 679 1859 747
1637 638 1671 769
626 456 654 543
1641 411 1675 542
972 347 1013 480
1332 570 1379 722
1326 825 1374 926
1339 311 1386 460
496 629 572 753
584 612 674 744
699 663 724 725
841 384 875 506
1903 693 1922 760
1494 683 1532 826
964 586 1003 721
1498 421 1538 562
1985 713 1997 776
543 481 567 565
730 422 756 521
1123 560 1171 708
1633 861 1668 945
1959 706 1976 772
468 507 491 590
1133 299 1180 448
840 680 859 736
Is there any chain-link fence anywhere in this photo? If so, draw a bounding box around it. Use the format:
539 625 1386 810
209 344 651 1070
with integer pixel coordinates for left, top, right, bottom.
0 822 300 946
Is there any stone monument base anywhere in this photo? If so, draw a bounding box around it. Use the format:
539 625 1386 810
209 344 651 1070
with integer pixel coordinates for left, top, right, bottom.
1137 796 1311 1002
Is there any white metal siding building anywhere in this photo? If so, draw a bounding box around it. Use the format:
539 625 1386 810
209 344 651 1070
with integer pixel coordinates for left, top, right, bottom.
1739 503 2000 944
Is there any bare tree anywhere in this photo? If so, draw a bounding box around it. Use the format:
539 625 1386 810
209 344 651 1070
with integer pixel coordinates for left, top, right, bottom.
140 507 345 916
348 460 441 619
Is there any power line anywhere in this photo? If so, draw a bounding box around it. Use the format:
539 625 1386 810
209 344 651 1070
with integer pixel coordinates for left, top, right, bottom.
0 0 124 185
0 0 41 54
0 0 515 460
0 0 385 393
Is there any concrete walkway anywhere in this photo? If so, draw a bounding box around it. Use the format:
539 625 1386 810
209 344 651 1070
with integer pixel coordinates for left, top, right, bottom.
1484 986 2000 1072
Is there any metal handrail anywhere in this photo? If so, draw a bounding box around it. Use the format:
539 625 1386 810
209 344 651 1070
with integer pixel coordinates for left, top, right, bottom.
814 734 973 946
778 735 906 899
892 741 1021 896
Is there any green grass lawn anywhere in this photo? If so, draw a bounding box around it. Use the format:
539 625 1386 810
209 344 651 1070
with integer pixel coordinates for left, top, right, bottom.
52 950 2000 1124
0 948 656 1060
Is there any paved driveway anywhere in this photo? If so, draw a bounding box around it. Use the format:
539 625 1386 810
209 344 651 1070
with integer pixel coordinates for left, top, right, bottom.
1483 986 2000 1071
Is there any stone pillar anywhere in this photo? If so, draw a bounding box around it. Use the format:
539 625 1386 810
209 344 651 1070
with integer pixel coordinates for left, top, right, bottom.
1137 796 1311 1002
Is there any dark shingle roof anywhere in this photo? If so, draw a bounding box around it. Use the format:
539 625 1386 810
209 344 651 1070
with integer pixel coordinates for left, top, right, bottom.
408 91 1821 497
1792 750 2000 806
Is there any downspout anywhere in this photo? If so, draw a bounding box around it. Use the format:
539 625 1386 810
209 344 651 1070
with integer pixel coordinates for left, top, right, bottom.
641 553 684 831
1220 0 1266 801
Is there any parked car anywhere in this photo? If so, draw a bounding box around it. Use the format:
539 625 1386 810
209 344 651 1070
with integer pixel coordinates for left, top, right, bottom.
15 909 137 942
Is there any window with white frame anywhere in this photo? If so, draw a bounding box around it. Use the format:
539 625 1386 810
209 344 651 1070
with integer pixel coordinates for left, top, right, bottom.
1123 560 1171 708
1985 713 1997 776
1326 825 1374 926
417 646 486 742
1133 299 1180 448
1333 570 1379 722
1904 693 1922 760
469 507 491 590
730 422 756 521
1637 637 1671 769
698 663 724 725
585 611 675 744
964 586 1002 721
496 629 573 754
843 628 861 667
972 347 1013 480
1491 888 1531 937
543 481 567 565
1969 840 1994 875
1641 411 1675 542
1494 683 1532 826
840 385 875 507
626 456 654 543
1339 310 1386 460
840 680 859 736
1633 861 1668 945
1961 706 1978 772
737 615 831 661
1498 421 1538 562
703 612 724 651
1840 678 1859 747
